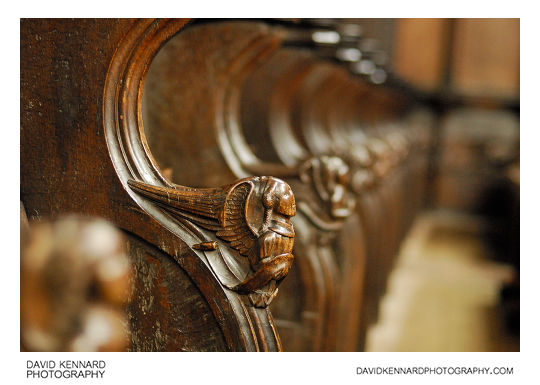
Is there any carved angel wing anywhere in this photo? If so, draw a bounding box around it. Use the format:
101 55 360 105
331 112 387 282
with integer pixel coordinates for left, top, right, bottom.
127 179 258 258
216 182 257 256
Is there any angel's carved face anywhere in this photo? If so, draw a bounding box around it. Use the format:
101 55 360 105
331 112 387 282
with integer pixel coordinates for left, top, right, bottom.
262 178 296 218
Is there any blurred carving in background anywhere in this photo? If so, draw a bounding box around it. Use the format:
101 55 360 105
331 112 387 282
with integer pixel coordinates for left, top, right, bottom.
21 214 132 352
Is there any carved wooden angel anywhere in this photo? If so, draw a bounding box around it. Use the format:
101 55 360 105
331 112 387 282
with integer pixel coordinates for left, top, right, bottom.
127 176 296 307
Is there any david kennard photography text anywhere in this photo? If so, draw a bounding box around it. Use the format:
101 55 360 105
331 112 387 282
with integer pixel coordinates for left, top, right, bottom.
27 360 106 379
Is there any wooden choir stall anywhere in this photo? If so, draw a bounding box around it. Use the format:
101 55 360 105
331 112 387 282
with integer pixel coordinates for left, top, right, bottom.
21 18 432 352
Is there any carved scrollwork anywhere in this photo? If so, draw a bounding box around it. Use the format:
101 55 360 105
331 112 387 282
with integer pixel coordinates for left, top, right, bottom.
298 155 356 220
127 176 296 307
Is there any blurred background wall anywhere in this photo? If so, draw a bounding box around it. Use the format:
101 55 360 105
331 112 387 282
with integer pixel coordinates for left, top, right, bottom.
364 18 519 351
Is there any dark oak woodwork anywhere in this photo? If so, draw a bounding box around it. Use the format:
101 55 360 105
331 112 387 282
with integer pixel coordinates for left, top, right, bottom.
141 21 370 351
21 18 430 352
21 19 296 352
236 42 429 349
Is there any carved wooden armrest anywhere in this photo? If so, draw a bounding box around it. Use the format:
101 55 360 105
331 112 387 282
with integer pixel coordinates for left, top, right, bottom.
22 18 302 352
126 176 296 308
100 19 297 351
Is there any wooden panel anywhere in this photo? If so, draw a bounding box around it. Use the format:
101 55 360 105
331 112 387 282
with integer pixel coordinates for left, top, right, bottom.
125 233 228 351
393 18 450 91
451 18 519 98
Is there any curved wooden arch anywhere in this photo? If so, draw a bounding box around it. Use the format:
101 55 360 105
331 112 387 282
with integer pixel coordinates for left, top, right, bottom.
103 19 293 351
